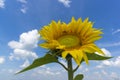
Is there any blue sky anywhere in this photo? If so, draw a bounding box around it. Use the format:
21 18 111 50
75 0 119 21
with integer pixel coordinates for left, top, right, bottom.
0 0 120 80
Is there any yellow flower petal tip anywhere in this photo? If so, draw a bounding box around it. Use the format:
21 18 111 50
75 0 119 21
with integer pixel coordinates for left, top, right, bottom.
39 17 103 65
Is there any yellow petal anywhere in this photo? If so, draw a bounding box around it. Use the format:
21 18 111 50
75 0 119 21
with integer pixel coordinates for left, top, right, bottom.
39 17 104 66
62 51 69 58
83 53 89 64
77 50 83 65
86 36 102 43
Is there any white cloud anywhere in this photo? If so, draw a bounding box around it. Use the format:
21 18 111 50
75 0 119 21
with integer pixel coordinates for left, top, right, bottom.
102 60 113 66
98 41 120 48
0 0 5 8
20 7 27 14
9 49 38 60
38 70 60 76
84 69 120 80
58 0 71 7
0 69 15 74
17 0 27 4
96 56 120 68
8 29 39 61
0 56 5 64
34 66 61 76
99 70 119 80
82 68 89 73
114 56 120 67
17 0 28 14
110 72 120 80
101 70 108 75
95 48 117 68
8 41 22 49
20 59 30 68
20 5 27 14
104 56 120 67
101 48 111 57
95 48 112 57
8 69 14 73
112 29 120 35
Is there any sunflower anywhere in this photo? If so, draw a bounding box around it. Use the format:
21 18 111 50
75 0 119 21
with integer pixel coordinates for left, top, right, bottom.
39 17 104 65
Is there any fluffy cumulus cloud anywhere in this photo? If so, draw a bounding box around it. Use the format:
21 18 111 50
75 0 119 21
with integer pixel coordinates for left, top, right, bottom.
8 29 39 61
0 56 5 64
0 0 5 8
58 0 71 7
96 48 120 68
96 56 120 68
102 56 120 67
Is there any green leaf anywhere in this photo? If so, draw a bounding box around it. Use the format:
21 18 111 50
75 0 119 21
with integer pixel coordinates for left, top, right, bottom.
80 53 112 64
17 54 58 74
74 74 84 80
86 53 112 60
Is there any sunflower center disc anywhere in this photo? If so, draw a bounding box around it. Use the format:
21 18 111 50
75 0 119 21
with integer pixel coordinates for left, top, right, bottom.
58 35 80 48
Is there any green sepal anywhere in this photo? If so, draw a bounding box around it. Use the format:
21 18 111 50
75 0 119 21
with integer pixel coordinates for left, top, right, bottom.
16 53 58 74
50 49 63 57
74 74 84 80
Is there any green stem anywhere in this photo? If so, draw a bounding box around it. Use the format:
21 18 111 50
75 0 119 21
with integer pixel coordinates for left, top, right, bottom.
67 57 73 80
73 65 79 72
57 61 68 71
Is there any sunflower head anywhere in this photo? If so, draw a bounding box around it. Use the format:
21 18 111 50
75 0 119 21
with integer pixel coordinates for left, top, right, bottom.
39 17 104 65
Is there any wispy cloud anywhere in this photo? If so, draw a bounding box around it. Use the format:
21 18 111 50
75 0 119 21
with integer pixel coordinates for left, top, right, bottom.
20 5 27 14
0 0 5 8
98 41 120 47
17 0 27 4
58 0 71 7
8 29 39 61
17 0 28 14
112 29 120 35
0 56 5 64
